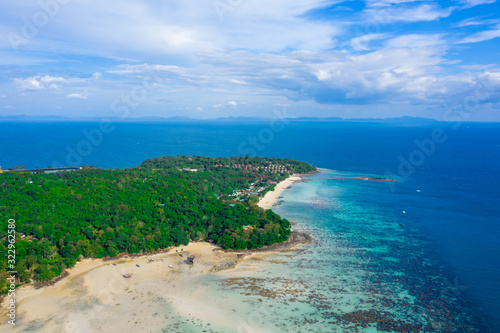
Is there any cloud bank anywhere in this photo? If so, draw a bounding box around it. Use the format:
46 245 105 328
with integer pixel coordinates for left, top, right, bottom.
0 0 499 120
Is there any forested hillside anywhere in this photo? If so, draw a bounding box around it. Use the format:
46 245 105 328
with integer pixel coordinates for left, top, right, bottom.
0 156 316 290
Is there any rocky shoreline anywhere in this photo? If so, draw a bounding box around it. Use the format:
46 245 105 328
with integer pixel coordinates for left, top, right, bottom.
211 231 313 272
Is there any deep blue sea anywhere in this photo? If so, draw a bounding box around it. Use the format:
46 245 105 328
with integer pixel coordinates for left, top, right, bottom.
1 121 499 331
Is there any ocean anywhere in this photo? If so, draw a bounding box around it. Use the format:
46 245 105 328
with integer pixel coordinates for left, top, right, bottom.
1 121 499 332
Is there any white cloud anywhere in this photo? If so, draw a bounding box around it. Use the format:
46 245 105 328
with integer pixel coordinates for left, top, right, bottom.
194 46 451 105
0 0 341 61
4 105 15 109
107 64 184 80
13 76 67 90
12 74 97 92
365 0 428 7
457 26 500 44
230 79 248 85
110 38 477 107
67 93 88 100
459 64 497 70
385 34 445 48
363 4 454 23
481 71 500 84
212 101 238 108
13 38 498 115
459 0 496 9
2 0 499 119
454 17 499 27
350 33 388 51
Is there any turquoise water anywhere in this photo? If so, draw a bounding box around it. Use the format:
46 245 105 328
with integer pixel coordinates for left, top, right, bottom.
1 121 499 331
274 170 485 331
201 169 485 332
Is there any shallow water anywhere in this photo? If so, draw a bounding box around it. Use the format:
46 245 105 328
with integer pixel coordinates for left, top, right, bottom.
197 169 490 332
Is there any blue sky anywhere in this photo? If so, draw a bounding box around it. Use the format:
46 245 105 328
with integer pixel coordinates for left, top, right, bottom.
1 0 499 120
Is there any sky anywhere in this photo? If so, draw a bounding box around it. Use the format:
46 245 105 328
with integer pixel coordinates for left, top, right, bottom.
1 0 500 121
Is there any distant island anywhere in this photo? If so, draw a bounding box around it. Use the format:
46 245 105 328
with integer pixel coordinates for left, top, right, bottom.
0 156 316 291
328 176 397 183
0 114 441 123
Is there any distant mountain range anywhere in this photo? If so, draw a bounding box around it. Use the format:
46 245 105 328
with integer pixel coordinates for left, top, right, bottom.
0 115 442 123
210 116 440 123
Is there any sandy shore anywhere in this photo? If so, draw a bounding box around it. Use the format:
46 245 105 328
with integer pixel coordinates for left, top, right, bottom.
0 242 233 332
257 174 301 210
0 232 311 333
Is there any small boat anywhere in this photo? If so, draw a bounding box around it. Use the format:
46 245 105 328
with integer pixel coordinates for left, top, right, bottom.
169 265 174 269
136 264 140 267
112 263 117 266
179 253 183 257
122 273 131 278
402 211 406 214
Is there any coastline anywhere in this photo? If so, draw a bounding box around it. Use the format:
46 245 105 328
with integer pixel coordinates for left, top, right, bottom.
0 234 312 332
26 172 311 290
257 174 302 210
0 172 316 332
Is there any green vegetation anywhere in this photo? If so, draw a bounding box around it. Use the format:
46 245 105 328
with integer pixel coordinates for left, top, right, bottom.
0 156 315 290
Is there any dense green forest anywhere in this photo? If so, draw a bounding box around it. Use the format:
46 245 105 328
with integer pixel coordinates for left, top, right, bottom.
0 156 315 291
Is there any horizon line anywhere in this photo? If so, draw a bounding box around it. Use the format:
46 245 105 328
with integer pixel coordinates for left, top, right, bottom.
1 115 499 123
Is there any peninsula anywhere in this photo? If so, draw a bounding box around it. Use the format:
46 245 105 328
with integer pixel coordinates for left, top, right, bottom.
0 156 316 293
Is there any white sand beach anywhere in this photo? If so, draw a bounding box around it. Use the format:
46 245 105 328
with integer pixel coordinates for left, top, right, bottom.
0 242 247 332
257 175 301 210
0 238 307 333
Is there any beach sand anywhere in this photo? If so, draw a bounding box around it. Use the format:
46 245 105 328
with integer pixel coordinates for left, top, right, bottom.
1 242 310 333
257 175 301 210
0 243 277 333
